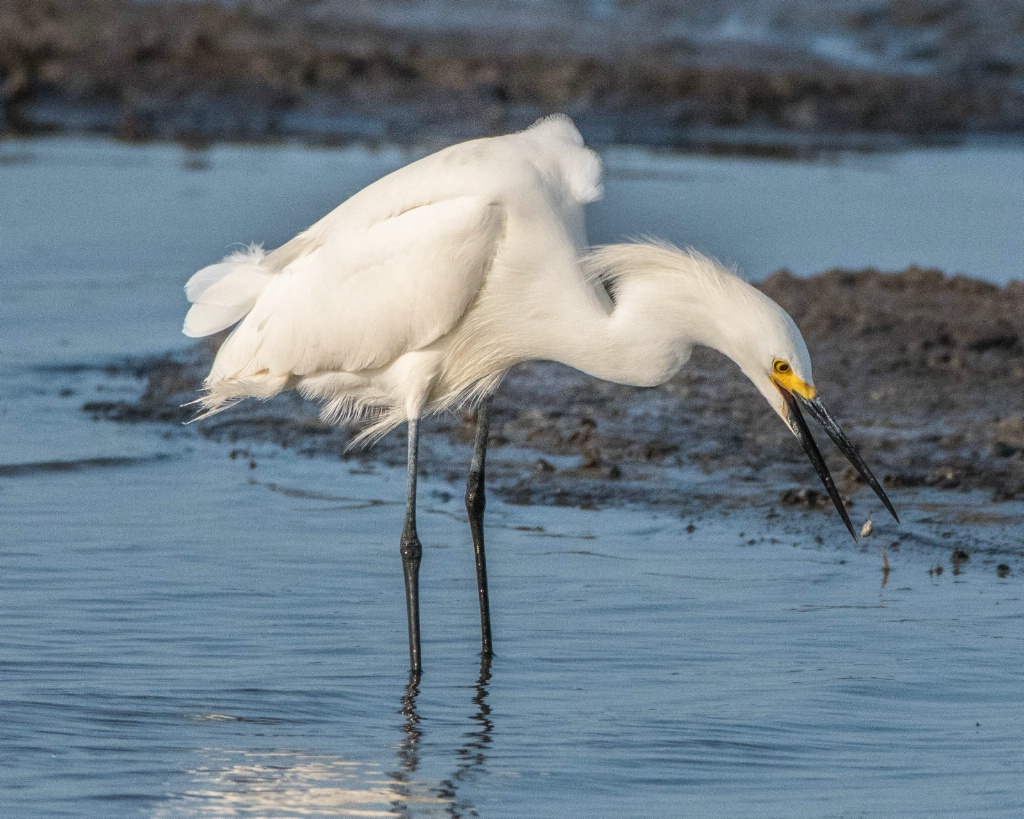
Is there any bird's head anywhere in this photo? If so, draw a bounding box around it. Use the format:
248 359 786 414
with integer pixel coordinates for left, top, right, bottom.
735 298 898 539
584 241 898 538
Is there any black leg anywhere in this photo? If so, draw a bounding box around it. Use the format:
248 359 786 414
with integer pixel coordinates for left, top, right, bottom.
401 418 423 675
465 395 493 659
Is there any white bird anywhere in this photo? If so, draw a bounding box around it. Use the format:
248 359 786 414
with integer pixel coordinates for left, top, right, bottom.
183 115 897 674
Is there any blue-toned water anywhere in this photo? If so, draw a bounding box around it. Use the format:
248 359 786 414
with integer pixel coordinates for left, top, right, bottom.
2 137 1023 817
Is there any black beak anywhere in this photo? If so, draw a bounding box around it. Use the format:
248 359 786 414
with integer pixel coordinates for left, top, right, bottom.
779 388 899 540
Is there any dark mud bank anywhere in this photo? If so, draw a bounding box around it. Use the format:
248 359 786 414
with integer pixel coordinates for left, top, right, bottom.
88 266 1024 565
3 0 1024 151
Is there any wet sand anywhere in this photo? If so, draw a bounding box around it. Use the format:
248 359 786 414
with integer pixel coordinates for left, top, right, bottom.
3 0 1023 150
88 265 1024 565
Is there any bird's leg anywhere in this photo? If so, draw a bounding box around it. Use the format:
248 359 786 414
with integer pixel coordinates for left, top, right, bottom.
401 417 424 675
465 395 493 659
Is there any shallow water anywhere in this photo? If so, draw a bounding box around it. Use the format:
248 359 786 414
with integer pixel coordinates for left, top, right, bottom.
595 143 1024 283
2 138 1024 817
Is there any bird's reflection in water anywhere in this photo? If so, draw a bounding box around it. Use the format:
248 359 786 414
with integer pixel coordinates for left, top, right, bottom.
156 746 415 817
391 672 424 798
391 658 494 819
161 663 494 817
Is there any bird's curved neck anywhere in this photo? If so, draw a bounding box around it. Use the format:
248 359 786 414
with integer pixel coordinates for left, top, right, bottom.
549 248 758 387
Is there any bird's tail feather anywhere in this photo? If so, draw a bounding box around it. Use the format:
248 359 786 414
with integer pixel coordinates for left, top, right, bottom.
183 244 272 338
183 373 292 423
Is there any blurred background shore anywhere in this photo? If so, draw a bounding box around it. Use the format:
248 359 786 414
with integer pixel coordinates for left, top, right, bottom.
2 0 1023 152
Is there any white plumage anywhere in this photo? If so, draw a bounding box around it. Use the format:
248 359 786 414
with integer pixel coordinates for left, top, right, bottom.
184 114 606 441
182 114 897 672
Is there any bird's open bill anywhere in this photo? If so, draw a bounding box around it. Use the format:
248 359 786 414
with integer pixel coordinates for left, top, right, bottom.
778 388 899 540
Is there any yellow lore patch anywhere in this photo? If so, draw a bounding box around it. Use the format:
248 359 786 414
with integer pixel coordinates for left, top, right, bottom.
771 359 816 400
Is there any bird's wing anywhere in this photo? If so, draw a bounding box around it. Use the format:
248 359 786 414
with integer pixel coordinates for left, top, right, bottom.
214 195 505 380
265 114 601 266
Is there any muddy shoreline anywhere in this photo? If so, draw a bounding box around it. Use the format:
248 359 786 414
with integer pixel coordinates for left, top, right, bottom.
87 266 1024 567
3 0 1024 152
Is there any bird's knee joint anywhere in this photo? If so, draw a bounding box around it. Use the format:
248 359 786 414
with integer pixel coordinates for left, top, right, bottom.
465 488 485 516
400 547 422 566
400 532 422 563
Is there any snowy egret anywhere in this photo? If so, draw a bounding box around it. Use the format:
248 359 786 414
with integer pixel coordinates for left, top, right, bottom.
183 115 897 673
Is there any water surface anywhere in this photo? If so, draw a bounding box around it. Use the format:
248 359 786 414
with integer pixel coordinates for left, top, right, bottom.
2 138 1023 817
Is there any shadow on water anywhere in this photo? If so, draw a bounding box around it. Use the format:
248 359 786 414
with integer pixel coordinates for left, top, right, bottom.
392 658 494 818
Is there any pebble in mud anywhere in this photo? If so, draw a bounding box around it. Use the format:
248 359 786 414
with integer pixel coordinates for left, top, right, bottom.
951 548 969 574
780 488 830 509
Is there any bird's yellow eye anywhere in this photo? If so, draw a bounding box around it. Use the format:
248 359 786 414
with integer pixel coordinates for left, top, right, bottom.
773 359 791 375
